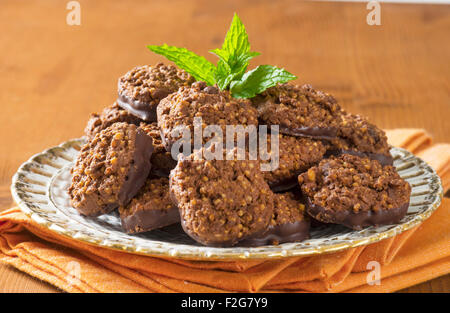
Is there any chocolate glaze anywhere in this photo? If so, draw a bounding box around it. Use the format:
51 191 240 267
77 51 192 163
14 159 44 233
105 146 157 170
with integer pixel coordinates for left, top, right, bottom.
305 197 409 230
238 219 310 247
325 149 394 166
80 201 117 217
117 95 158 122
269 176 300 193
309 217 330 228
150 167 172 178
178 206 310 247
279 126 338 141
121 205 180 234
117 128 154 205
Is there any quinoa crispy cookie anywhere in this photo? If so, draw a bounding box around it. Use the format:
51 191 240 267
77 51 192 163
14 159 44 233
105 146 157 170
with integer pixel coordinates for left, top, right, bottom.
239 192 310 246
169 147 273 247
119 177 179 234
262 134 326 191
298 154 411 230
118 63 195 121
253 83 343 140
69 123 154 217
328 113 393 165
139 122 177 176
84 102 142 140
157 81 258 152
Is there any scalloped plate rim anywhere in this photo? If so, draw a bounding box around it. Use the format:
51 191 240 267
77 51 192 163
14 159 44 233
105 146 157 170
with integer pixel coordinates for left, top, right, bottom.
10 138 443 260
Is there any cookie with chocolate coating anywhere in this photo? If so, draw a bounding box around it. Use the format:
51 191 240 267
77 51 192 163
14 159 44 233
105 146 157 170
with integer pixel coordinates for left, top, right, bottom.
84 102 142 140
252 83 343 140
69 123 153 217
157 81 258 152
169 147 273 247
239 192 310 246
298 154 411 230
261 134 326 191
119 177 179 234
327 113 393 165
139 122 177 176
118 63 195 121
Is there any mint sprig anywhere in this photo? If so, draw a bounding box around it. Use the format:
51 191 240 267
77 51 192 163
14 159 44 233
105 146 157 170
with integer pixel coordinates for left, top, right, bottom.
209 13 260 86
212 14 251 59
147 44 216 85
215 59 237 90
230 65 297 98
147 14 296 99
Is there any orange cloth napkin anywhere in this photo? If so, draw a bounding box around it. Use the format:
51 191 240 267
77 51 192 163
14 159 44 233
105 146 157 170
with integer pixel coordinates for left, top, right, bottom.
0 128 449 293
385 128 432 154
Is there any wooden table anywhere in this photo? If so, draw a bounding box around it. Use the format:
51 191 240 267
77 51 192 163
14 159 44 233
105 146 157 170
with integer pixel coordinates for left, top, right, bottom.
0 0 448 293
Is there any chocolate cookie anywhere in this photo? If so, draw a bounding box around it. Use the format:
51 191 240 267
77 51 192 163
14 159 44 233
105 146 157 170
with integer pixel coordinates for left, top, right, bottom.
84 102 142 140
119 177 179 234
117 63 195 121
298 154 411 230
252 83 343 140
157 81 258 152
139 122 177 176
327 113 393 165
261 134 326 191
169 147 273 247
69 123 154 217
239 192 310 246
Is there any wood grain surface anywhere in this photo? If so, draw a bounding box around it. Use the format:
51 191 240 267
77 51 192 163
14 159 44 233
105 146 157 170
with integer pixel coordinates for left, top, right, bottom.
0 0 448 293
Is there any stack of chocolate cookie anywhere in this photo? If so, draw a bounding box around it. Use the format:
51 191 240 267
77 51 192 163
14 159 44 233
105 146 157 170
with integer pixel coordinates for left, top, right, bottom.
69 63 411 247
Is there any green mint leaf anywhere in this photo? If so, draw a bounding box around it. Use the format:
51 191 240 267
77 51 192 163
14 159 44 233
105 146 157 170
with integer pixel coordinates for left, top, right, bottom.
215 59 235 90
212 52 260 89
230 65 297 98
210 48 229 62
209 13 260 90
210 48 259 69
229 51 261 79
220 13 251 61
214 54 256 91
147 44 216 85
